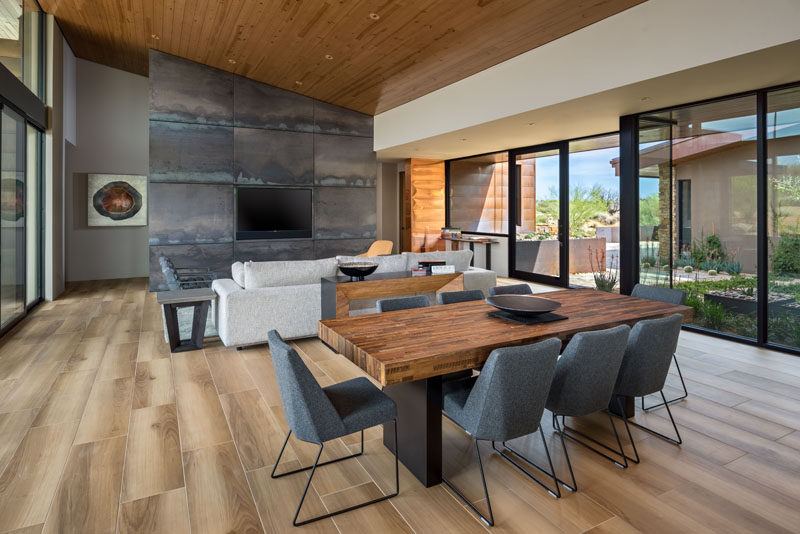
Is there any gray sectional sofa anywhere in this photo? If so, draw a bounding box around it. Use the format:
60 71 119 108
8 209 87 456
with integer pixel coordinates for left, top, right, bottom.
212 249 496 347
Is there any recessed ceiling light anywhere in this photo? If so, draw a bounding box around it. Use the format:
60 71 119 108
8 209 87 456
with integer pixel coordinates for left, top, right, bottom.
369 12 380 20
151 34 160 40
641 96 651 101
325 54 334 60
295 80 303 86
527 122 535 126
227 58 237 64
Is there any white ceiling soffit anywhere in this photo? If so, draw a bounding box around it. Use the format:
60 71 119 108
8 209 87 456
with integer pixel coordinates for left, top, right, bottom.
374 0 800 160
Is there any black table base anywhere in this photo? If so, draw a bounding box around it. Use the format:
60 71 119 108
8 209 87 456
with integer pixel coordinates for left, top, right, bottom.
383 376 443 488
163 300 210 353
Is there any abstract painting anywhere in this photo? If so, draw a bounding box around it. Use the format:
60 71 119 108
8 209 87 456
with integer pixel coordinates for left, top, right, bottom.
88 174 147 226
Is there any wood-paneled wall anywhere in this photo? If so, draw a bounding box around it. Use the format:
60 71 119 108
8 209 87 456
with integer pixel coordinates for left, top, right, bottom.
404 159 445 253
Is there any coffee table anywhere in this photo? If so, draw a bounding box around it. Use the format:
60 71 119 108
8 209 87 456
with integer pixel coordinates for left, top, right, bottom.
320 271 464 319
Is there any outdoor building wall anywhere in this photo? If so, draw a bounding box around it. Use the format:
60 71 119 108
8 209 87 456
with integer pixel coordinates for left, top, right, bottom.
675 142 758 272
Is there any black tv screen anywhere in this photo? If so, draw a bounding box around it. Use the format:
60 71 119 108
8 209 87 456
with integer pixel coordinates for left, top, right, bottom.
236 187 312 240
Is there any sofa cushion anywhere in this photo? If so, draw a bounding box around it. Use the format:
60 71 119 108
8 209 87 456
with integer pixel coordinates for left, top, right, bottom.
231 261 245 288
336 254 407 274
243 257 338 289
403 250 473 272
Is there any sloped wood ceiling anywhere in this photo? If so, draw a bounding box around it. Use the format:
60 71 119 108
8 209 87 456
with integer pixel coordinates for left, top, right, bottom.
39 0 645 115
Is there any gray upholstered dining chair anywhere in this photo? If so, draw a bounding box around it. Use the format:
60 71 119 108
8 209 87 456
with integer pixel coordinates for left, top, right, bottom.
267 330 399 526
489 283 533 296
437 289 485 305
441 338 562 526
377 295 429 312
631 283 688 409
545 324 631 491
611 314 684 463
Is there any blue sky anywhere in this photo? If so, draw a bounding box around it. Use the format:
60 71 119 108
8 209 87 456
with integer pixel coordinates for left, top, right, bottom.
530 147 635 200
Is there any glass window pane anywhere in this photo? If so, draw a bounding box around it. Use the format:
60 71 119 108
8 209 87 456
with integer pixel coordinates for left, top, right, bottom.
767 86 800 350
0 1 23 79
568 134 620 290
0 1 42 97
25 123 39 304
1 107 26 328
449 152 508 234
638 96 759 340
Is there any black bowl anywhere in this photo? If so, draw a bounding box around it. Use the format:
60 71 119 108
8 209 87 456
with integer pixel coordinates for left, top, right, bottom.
338 262 378 281
485 295 561 317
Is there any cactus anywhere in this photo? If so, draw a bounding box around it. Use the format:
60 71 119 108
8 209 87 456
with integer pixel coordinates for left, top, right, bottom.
684 265 693 273
707 269 718 276
642 262 651 269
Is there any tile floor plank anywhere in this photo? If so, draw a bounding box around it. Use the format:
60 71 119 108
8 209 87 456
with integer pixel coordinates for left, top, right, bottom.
122 404 184 502
42 436 127 534
183 441 263 534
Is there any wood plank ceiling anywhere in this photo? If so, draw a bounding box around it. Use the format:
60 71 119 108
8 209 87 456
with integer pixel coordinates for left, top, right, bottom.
38 0 645 115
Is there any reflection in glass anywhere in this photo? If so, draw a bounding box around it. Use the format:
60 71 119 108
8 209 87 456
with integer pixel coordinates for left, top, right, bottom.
636 96 759 340
449 152 508 234
1 108 26 328
0 0 42 96
767 87 800 350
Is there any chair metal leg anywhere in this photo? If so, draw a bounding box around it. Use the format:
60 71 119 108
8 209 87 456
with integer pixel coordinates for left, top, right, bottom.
555 412 629 469
613 397 640 464
491 425 561 499
271 429 364 478
627 391 683 446
643 354 688 411
552 415 578 492
442 439 494 527
272 422 399 527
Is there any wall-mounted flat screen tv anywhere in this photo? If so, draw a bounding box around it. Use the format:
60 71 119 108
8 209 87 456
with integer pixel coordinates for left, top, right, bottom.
236 187 312 240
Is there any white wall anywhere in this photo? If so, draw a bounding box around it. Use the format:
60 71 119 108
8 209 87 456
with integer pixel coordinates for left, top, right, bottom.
65 59 149 281
376 162 399 252
374 0 800 156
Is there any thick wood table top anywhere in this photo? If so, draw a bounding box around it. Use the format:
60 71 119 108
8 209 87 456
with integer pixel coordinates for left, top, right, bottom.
156 287 216 304
319 289 693 386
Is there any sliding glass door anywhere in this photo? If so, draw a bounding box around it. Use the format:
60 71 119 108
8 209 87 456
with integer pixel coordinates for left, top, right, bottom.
636 96 760 339
767 87 800 350
510 142 568 285
1 107 26 330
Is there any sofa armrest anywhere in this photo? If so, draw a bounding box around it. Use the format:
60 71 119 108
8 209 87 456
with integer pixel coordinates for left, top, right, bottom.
212 278 244 296
463 269 497 297
212 281 321 347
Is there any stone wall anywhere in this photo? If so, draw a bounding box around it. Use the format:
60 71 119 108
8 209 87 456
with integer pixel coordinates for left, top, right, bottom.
148 51 376 290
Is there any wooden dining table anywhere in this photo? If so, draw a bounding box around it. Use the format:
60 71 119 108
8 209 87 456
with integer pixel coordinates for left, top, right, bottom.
318 288 692 487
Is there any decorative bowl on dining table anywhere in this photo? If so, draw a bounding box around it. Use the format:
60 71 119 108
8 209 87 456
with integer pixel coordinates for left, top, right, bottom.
485 294 562 317
338 262 379 281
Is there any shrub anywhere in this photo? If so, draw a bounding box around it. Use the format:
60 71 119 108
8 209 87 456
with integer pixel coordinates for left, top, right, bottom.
723 260 742 275
729 313 758 338
642 262 651 269
769 313 800 347
701 300 727 330
772 235 800 274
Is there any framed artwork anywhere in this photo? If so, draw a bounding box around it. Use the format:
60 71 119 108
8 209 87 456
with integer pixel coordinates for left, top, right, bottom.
88 174 147 226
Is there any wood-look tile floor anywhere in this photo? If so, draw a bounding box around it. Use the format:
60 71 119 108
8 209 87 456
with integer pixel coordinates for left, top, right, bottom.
1 278 800 533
